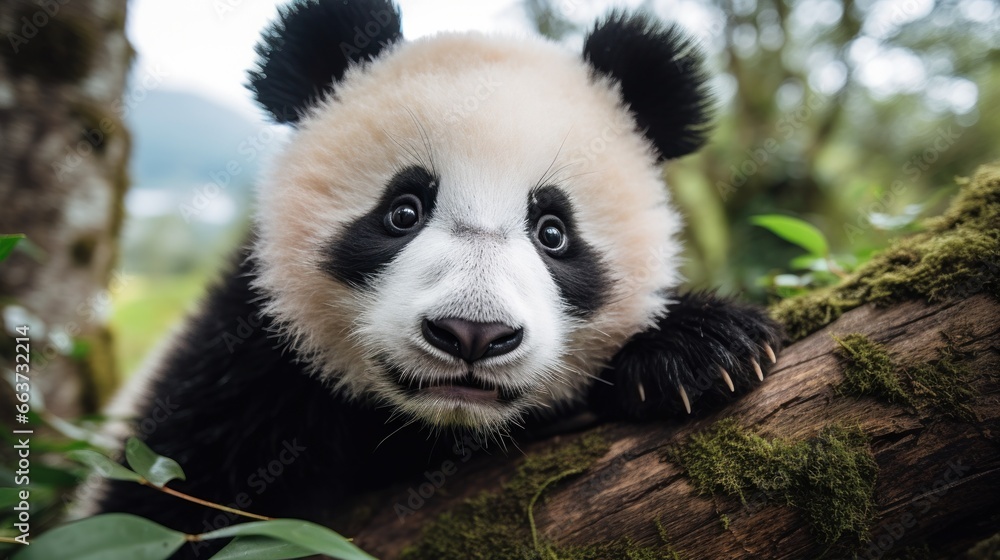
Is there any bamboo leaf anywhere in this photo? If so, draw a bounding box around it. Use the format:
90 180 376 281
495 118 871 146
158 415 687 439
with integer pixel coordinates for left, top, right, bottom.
125 438 186 488
210 537 314 560
201 519 375 560
751 215 829 257
67 450 143 483
12 514 186 560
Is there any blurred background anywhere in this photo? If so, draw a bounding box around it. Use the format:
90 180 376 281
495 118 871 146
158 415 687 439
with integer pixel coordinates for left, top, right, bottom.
109 0 998 379
1 0 997 415
0 0 997 538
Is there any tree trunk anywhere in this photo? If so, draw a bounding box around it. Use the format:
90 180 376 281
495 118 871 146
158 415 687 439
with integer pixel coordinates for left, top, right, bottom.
343 293 1000 559
0 0 131 417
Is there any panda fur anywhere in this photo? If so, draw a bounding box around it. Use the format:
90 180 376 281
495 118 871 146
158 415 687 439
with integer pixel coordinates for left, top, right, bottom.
86 1 783 556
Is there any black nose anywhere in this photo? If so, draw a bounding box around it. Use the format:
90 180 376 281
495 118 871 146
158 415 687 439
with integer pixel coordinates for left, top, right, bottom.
421 318 523 363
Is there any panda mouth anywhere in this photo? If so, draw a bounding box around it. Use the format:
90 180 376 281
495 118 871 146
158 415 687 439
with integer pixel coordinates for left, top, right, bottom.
384 362 523 403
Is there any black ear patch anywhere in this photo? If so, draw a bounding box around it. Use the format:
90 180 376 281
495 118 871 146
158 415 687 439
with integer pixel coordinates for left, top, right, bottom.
583 12 713 160
248 0 403 124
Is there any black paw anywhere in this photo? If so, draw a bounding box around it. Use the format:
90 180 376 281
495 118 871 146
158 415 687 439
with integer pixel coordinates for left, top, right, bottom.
591 291 783 419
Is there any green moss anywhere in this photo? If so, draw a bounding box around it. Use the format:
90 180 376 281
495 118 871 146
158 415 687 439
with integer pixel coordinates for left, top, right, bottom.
667 419 878 547
719 513 730 531
654 518 684 560
77 328 118 412
834 334 909 404
401 433 671 559
109 124 132 242
903 346 977 422
2 11 97 83
772 163 1000 341
967 532 1000 560
834 333 977 421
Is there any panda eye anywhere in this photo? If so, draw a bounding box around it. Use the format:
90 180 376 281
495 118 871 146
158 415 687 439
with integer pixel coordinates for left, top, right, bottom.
535 215 568 255
384 194 423 235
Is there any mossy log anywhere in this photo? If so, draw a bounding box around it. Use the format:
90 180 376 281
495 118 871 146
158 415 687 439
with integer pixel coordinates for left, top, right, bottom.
338 165 1000 559
342 295 999 559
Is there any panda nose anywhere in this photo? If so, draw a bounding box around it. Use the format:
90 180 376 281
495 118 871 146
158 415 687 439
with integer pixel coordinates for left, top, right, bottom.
421 318 523 363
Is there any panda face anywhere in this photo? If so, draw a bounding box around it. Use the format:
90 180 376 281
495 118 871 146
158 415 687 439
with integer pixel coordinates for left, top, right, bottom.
252 31 690 432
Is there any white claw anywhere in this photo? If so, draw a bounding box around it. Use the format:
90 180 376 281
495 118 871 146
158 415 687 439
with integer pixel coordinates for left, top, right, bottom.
638 381 646 403
764 343 777 364
752 358 764 381
678 383 691 414
720 366 735 392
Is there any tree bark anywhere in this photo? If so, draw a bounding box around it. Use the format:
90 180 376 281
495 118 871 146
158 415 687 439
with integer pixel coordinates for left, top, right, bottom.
0 0 131 417
345 294 1000 559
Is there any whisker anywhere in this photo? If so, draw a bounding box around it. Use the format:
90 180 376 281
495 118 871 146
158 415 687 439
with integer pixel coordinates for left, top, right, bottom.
375 418 417 452
535 129 572 190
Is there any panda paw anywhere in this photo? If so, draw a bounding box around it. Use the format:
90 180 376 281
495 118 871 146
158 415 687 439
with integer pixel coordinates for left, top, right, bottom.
591 291 783 419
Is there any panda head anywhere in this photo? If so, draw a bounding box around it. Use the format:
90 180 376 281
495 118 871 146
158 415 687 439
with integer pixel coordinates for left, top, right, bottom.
249 0 711 433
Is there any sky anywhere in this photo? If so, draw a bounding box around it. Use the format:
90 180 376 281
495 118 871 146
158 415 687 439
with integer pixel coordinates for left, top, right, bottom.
122 0 547 224
126 0 531 122
120 0 982 227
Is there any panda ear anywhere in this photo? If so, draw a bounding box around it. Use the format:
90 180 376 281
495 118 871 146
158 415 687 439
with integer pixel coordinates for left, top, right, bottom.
248 0 403 124
583 12 713 160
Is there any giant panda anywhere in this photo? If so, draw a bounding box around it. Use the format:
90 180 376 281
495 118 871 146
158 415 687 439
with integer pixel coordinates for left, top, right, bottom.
87 0 782 555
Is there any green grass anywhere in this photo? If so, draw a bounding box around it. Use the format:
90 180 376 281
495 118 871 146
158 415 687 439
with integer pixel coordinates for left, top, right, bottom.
110 273 209 378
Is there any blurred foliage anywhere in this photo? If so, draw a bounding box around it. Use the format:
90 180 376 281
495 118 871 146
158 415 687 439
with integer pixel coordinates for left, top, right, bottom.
110 207 250 377
524 0 999 300
0 235 25 263
110 273 208 379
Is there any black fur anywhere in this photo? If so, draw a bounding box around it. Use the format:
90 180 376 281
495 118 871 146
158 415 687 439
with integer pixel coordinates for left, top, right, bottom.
527 186 610 316
325 165 439 288
591 292 784 419
582 11 713 160
94 247 460 559
94 267 780 560
91 9 777 559
247 0 403 123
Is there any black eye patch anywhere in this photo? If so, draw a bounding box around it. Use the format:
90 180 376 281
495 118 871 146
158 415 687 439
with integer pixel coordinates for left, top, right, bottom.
324 166 438 288
527 186 610 316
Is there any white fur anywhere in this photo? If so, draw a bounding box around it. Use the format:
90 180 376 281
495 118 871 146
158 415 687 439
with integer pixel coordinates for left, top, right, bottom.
252 32 684 430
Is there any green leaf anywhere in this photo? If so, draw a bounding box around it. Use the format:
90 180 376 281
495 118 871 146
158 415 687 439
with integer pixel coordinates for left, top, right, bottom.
751 215 829 257
211 537 314 560
201 520 375 560
69 339 93 360
789 254 828 271
12 514 186 560
125 438 186 488
66 450 143 483
22 463 81 487
0 234 25 263
0 487 23 509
